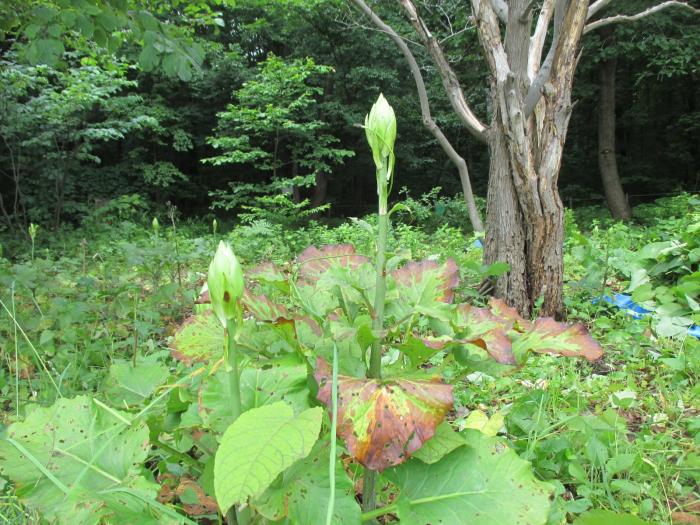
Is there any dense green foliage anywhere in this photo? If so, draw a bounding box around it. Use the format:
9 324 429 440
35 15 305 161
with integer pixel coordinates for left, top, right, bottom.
1 194 698 524
1 0 699 523
1 0 699 232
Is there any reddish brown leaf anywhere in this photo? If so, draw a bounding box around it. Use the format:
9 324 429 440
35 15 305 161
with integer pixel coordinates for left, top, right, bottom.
157 475 218 516
296 244 370 283
514 317 604 362
454 304 516 365
672 512 700 525
488 298 532 332
315 358 453 471
247 261 286 283
242 290 290 322
391 259 459 304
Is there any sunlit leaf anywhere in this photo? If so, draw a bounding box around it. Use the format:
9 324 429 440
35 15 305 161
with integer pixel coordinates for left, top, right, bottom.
103 358 169 406
315 358 453 471
0 396 167 524
411 422 466 464
391 258 459 303
214 402 322 513
488 298 532 332
384 430 553 525
386 259 459 322
454 304 516 365
246 261 289 293
242 290 289 322
170 311 222 364
573 510 653 525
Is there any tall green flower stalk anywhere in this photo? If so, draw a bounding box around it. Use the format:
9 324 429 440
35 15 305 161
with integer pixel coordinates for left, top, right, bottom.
208 241 245 524
362 93 396 513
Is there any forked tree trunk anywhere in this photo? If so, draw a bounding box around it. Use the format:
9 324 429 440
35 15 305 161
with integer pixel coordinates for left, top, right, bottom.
475 0 586 319
598 33 632 220
386 0 685 317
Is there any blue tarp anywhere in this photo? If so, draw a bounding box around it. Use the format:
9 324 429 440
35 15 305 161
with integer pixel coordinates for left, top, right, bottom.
596 293 699 339
471 240 698 339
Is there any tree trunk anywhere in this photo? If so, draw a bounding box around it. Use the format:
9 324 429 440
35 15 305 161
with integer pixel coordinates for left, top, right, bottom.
598 37 632 220
484 107 565 319
475 0 586 320
311 171 328 208
483 126 529 312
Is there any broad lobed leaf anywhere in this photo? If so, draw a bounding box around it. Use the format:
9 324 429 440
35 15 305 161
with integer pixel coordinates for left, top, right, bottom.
315 358 453 471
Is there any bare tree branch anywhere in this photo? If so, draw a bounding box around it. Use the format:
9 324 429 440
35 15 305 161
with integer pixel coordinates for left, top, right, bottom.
587 0 614 20
348 0 484 230
491 0 509 23
584 1 700 34
397 0 488 141
528 0 555 82
524 0 568 118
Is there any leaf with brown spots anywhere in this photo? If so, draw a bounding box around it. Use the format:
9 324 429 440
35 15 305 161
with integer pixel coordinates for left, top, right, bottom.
512 317 604 363
385 430 554 525
296 244 370 283
315 358 453 471
391 258 459 304
242 290 290 322
171 311 223 364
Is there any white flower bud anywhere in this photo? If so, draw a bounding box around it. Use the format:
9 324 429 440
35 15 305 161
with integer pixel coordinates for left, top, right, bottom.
207 241 244 326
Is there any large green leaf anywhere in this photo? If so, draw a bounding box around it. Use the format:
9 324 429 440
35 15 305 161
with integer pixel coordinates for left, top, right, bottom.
103 358 169 406
573 510 654 525
0 396 175 524
411 422 466 464
181 358 311 434
315 358 453 471
253 440 361 525
384 430 553 525
214 402 322 514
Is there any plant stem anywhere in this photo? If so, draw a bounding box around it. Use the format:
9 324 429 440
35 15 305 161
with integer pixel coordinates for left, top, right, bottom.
325 343 339 525
363 208 389 514
368 212 388 379
225 318 242 525
226 318 242 423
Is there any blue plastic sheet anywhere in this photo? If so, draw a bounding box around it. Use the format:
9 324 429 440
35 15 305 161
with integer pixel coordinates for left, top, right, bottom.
595 293 699 339
473 239 483 248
